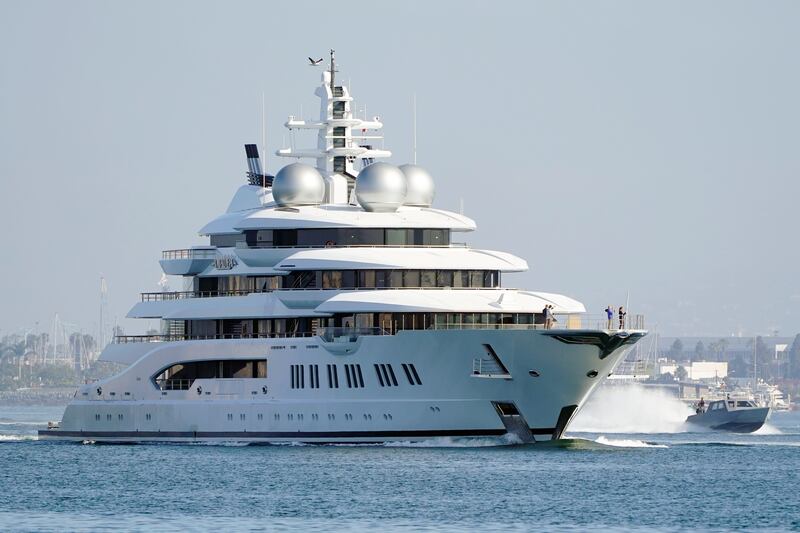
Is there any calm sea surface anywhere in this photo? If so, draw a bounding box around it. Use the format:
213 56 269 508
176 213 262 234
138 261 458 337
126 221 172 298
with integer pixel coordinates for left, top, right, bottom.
1 399 799 532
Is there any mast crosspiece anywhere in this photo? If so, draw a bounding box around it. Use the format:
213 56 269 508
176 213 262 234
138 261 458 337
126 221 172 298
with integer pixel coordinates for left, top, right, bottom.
274 51 391 181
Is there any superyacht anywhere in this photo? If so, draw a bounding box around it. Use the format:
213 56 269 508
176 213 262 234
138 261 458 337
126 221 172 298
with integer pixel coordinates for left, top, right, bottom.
41 52 646 443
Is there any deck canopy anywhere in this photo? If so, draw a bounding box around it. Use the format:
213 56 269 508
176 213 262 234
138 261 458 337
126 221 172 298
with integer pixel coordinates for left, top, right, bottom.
315 289 586 314
128 293 329 320
268 247 528 272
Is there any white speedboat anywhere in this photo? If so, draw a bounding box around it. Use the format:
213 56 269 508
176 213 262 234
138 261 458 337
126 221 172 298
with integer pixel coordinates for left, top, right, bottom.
40 52 646 444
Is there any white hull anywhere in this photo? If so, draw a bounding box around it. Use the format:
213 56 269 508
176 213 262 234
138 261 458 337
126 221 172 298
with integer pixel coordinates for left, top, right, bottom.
41 328 642 443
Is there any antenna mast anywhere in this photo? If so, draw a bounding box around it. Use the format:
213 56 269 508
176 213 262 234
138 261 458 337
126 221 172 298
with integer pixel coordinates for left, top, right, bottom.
329 49 336 94
753 335 757 399
413 93 417 164
261 91 267 180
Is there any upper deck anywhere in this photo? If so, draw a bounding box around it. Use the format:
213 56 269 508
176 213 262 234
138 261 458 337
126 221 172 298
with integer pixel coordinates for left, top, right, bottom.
199 198 477 238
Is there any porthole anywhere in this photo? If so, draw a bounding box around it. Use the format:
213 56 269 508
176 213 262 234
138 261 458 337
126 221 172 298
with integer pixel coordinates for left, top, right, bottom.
528 370 541 377
587 370 599 378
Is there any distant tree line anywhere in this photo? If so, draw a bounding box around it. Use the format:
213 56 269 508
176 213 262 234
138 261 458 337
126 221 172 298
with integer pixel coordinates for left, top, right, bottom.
665 334 800 380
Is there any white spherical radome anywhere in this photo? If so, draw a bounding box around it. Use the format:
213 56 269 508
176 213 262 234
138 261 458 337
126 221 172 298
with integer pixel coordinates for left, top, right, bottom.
355 162 407 213
272 163 325 207
399 164 435 207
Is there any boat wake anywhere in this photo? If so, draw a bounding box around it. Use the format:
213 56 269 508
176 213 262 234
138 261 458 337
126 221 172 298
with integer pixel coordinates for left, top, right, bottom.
0 434 38 442
594 436 668 448
384 434 524 448
570 383 694 433
753 423 782 435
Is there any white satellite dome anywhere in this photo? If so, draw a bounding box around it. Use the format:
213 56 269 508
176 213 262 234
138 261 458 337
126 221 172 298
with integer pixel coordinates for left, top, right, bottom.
399 164 435 207
355 162 407 212
272 163 325 207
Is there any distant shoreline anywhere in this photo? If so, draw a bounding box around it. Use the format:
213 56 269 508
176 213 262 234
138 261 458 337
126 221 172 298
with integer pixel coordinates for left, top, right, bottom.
0 388 74 406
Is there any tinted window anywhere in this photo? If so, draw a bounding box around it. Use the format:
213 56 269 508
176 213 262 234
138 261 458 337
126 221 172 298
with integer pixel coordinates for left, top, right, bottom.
385 229 409 245
437 270 453 287
389 270 403 287
469 271 485 287
341 229 384 245
274 230 297 246
403 270 420 287
359 270 376 288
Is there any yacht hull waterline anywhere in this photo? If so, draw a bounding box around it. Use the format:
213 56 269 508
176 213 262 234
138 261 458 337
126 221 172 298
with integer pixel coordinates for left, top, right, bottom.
40 330 642 443
40 51 647 444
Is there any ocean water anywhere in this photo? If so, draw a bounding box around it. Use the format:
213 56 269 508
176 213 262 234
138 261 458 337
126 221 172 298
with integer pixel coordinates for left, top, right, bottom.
1 393 800 532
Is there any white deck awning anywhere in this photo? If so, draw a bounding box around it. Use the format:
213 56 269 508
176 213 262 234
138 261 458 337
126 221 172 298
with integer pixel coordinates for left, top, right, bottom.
269 247 528 272
314 289 585 314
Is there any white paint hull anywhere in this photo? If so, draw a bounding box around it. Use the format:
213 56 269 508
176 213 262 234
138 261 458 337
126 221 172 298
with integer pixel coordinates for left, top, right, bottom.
40 329 642 443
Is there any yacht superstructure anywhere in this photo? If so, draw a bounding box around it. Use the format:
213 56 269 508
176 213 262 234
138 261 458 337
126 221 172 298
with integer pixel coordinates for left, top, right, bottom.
41 52 646 444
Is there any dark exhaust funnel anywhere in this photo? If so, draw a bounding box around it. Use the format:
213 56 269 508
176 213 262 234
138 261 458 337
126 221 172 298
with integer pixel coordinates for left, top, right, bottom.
244 144 273 187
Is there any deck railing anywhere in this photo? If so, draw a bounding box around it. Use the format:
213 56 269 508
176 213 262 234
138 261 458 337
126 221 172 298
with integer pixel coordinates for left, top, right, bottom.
114 332 317 344
236 242 468 250
316 327 388 343
114 314 645 344
154 378 193 391
161 248 218 261
140 286 509 301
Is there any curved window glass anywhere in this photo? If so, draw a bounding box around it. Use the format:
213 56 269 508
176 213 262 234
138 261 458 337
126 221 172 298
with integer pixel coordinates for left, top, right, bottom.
153 359 267 390
244 228 451 248
192 269 500 298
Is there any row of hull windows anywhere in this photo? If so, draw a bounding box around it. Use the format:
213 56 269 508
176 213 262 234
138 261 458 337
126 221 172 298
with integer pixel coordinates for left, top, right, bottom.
291 363 421 389
183 312 544 338
195 270 500 294
92 411 402 423
150 361 421 392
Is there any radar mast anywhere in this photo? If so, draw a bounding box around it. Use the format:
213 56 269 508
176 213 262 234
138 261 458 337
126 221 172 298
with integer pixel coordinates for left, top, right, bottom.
276 52 392 203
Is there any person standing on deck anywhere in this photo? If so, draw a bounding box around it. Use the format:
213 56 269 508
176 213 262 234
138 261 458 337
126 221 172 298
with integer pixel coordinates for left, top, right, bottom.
605 306 614 329
618 306 627 329
544 305 554 329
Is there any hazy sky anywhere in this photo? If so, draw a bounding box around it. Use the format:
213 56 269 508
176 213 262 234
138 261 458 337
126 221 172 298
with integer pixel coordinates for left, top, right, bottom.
1 1 798 339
